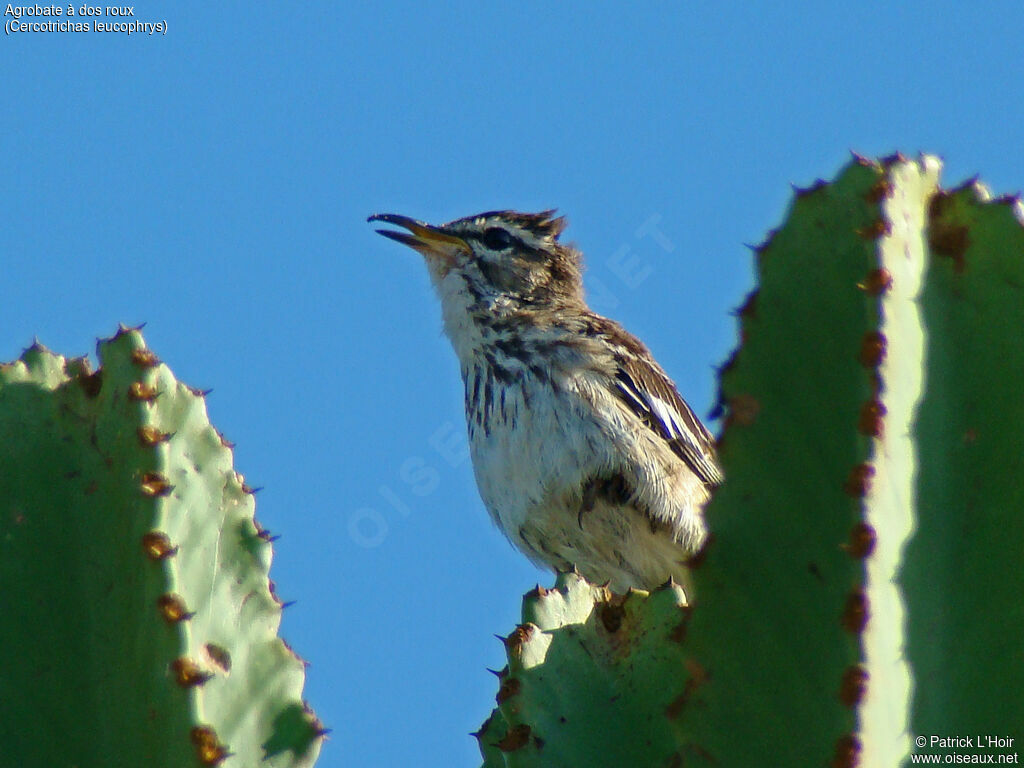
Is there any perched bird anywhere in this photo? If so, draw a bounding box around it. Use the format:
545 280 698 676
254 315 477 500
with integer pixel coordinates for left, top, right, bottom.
368 210 721 593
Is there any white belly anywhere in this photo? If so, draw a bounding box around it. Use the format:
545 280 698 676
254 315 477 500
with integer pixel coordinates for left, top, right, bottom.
462 363 707 593
466 365 599 536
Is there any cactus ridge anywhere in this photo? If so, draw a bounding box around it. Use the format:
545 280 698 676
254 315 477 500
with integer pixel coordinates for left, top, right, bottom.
0 328 323 768
479 156 1024 767
479 571 694 767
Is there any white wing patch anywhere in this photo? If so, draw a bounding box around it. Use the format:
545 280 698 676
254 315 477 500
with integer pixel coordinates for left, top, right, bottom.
614 365 723 488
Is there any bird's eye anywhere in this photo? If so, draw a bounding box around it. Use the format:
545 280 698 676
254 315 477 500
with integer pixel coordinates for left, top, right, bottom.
481 227 515 251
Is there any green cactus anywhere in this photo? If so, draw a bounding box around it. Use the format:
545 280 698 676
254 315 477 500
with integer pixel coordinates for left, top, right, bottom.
479 155 1024 767
478 571 691 767
681 156 890 766
0 328 324 768
687 155 1024 766
904 169 1024 743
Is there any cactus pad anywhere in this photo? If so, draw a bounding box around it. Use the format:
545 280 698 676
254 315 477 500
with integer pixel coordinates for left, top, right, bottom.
0 328 324 767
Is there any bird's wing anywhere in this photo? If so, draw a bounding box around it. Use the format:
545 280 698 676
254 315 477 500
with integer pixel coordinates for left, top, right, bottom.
613 355 723 488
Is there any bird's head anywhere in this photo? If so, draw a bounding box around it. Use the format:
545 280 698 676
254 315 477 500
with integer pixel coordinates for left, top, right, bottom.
368 210 584 309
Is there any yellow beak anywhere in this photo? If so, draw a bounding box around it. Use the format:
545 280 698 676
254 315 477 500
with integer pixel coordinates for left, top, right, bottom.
368 213 471 263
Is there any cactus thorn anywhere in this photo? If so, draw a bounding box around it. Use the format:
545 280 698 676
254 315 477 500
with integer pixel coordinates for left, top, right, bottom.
25 337 49 354
141 531 177 560
190 726 231 766
525 584 547 600
843 463 876 498
128 381 159 401
255 522 278 542
841 589 870 634
950 175 981 194
832 734 863 768
157 593 194 623
858 330 888 368
793 179 827 198
842 522 878 559
138 426 171 447
857 267 894 295
131 348 160 367
140 472 173 497
496 676 522 704
839 665 869 707
850 150 875 166
171 657 213 688
495 724 532 752
309 718 331 738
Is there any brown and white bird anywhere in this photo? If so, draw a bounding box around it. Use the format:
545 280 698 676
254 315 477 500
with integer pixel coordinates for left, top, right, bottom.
369 210 721 593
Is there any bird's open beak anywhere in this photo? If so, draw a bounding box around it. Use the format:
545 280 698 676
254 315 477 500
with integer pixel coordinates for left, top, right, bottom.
368 213 470 263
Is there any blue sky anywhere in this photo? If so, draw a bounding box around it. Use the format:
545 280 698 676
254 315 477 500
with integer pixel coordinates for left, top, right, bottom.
4 3 1023 766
